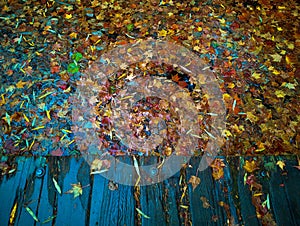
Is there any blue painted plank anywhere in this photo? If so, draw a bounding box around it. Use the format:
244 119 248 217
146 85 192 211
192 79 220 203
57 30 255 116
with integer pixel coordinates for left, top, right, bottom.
36 164 55 226
54 157 88 226
90 156 135 226
15 157 44 225
0 157 33 225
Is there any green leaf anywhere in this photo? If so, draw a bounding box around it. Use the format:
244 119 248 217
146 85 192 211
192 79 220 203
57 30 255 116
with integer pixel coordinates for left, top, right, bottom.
25 206 39 222
127 24 134 32
72 52 83 62
67 62 79 74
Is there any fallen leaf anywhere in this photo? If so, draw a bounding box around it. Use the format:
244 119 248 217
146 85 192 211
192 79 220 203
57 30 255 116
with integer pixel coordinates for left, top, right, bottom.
136 208 150 219
25 206 39 222
275 90 286 98
243 160 258 173
270 53 282 62
200 196 210 208
9 202 17 224
52 178 62 194
66 182 83 198
16 80 27 89
188 175 201 191
210 158 226 180
276 160 285 170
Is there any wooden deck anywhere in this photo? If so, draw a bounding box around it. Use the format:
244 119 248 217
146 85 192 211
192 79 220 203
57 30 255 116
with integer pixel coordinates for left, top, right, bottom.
0 156 299 226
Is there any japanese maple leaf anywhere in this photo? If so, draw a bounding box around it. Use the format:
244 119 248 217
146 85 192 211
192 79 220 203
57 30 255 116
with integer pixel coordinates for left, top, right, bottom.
66 183 83 198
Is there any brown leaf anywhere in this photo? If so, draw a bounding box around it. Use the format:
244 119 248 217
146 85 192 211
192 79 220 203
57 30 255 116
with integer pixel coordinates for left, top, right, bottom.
200 196 210 208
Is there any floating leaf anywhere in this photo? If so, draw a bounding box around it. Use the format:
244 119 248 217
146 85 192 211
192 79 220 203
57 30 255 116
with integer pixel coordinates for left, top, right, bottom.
200 196 210 208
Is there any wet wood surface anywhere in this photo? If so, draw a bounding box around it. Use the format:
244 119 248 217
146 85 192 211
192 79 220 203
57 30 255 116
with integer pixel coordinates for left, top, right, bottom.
0 156 299 226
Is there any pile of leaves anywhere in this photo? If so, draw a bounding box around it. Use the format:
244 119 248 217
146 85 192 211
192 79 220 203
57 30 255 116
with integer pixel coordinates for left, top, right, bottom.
0 0 299 157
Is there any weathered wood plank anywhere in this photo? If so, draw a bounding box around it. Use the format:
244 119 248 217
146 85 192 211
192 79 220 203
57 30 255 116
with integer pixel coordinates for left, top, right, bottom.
236 158 261 226
15 157 44 225
269 157 299 226
36 164 55 226
162 172 181 226
89 156 135 226
187 157 227 226
139 156 167 226
140 183 166 225
0 157 33 225
54 157 89 226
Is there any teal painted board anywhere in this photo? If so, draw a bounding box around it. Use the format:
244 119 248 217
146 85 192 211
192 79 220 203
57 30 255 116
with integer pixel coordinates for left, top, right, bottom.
54 157 89 226
236 159 261 226
0 157 33 225
89 156 135 226
269 158 299 226
15 158 43 225
187 157 227 226
36 164 55 226
162 173 181 226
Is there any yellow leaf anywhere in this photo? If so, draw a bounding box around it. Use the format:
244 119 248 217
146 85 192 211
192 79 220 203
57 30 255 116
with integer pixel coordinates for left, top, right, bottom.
243 160 258 173
246 112 259 122
65 14 72 19
272 69 281 75
287 43 294 50
66 182 83 198
193 46 200 52
197 26 203 31
158 29 167 37
227 82 235 88
276 160 285 170
222 129 232 137
275 90 286 98
16 80 27 89
270 53 282 62
252 72 261 79
10 202 17 224
188 175 200 191
69 32 78 39
218 18 226 24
